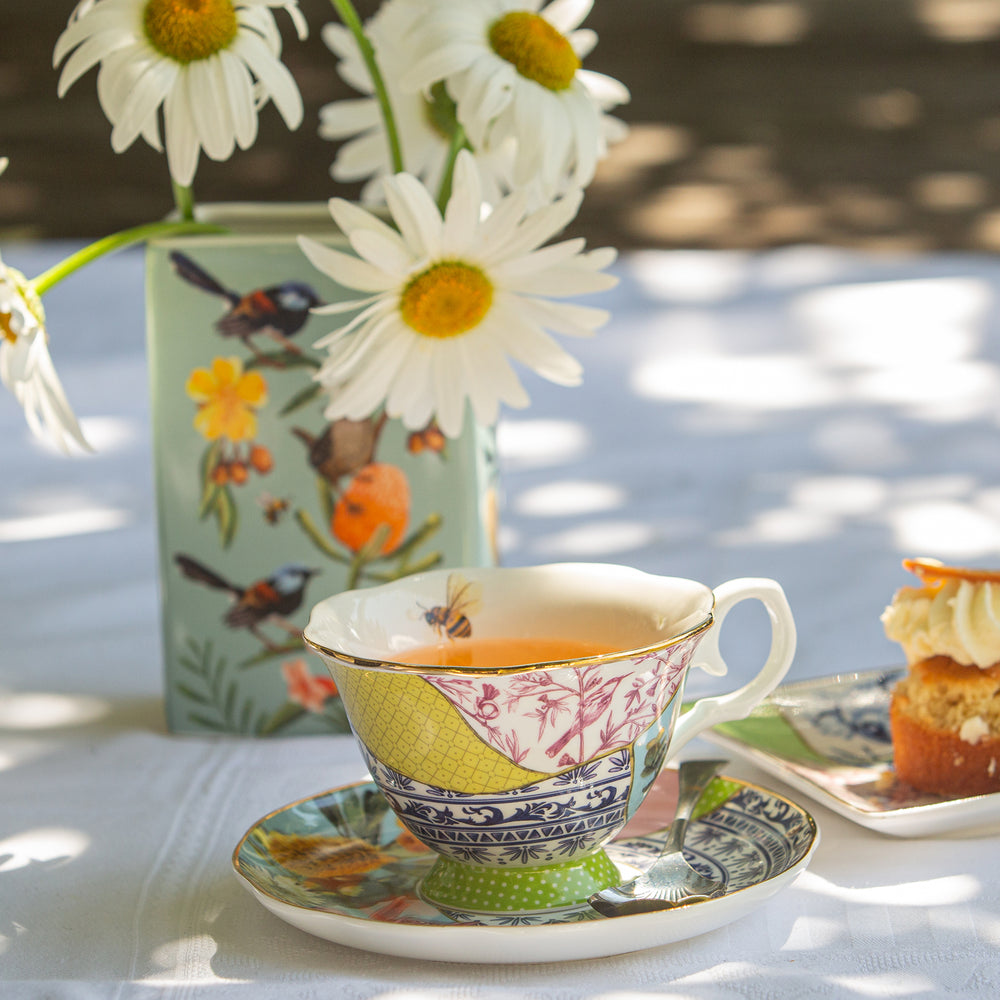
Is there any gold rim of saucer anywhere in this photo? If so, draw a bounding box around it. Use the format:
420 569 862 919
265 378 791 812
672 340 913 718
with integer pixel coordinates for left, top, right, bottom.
302 612 714 676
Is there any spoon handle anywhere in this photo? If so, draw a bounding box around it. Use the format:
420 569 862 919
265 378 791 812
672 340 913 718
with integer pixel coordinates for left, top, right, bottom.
661 758 728 854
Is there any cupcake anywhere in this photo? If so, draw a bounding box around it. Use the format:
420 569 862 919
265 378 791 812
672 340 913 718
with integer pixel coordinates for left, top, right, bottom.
881 558 1000 797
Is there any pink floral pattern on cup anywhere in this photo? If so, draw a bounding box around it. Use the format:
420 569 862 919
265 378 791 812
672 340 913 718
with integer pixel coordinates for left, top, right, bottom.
424 641 698 773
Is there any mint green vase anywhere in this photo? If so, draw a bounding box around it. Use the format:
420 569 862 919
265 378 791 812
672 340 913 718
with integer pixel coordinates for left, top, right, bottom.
146 205 498 736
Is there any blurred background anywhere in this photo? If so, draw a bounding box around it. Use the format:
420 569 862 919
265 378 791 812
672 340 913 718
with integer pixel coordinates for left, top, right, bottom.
7 0 1000 252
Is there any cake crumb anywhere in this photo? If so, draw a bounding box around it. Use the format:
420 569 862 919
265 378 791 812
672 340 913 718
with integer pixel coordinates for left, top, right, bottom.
960 715 991 745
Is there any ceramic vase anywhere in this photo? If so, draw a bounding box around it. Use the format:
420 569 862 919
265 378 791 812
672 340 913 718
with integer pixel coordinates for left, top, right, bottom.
146 204 498 736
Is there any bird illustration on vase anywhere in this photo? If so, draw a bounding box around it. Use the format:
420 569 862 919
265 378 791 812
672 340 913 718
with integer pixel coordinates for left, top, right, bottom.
174 554 319 650
291 413 387 488
169 251 322 362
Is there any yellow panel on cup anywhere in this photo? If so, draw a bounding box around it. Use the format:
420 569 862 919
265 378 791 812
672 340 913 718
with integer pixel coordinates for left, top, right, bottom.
330 664 547 792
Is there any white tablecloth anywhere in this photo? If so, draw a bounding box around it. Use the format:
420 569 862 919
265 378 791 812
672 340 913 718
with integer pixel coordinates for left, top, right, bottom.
2 242 999 998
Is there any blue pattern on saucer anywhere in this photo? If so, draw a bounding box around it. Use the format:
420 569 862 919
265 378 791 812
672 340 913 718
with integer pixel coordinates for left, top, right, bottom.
233 777 818 929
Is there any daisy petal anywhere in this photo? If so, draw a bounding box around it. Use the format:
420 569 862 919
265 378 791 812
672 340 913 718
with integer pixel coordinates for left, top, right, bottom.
351 229 414 278
491 303 584 386
220 51 257 149
490 190 584 259
442 151 483 253
383 173 443 259
430 340 467 439
319 98 381 139
111 59 176 153
503 264 618 297
332 133 391 181
543 0 594 33
324 324 412 421
187 59 236 161
328 198 411 257
516 295 610 336
232 32 303 129
400 42 483 93
163 86 200 186
569 28 598 59
298 236 399 293
57 29 133 96
310 292 387 318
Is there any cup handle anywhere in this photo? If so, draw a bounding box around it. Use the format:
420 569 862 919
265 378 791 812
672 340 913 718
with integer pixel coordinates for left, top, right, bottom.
667 577 796 757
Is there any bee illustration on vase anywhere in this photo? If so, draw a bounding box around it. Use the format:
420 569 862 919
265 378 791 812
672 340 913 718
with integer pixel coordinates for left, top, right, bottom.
258 492 291 525
420 573 482 640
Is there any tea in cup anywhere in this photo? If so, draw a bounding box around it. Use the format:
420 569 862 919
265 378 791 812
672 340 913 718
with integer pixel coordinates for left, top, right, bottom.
303 563 795 916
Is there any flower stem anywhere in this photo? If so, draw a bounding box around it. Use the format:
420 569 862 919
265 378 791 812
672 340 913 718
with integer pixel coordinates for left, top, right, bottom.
330 0 404 173
32 221 227 296
436 122 468 214
172 180 196 222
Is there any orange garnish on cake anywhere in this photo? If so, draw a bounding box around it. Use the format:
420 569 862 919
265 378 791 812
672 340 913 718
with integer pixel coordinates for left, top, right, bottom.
902 558 1000 587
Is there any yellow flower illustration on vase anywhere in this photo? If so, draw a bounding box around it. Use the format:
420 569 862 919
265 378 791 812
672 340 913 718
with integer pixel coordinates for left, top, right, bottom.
187 356 271 547
188 355 267 442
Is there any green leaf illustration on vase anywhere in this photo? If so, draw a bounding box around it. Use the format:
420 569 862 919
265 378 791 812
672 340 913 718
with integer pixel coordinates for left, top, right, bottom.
278 380 323 417
198 440 240 548
176 636 266 734
175 639 348 736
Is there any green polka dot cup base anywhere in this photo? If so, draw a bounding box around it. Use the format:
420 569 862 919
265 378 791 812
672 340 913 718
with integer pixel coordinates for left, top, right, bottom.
418 848 624 916
304 564 797 913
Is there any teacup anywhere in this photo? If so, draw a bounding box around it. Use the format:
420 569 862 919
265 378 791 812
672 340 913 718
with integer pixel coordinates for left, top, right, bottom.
303 563 795 916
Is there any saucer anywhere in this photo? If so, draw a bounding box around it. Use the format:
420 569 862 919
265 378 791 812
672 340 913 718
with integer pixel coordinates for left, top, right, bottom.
232 771 818 963
702 668 1000 837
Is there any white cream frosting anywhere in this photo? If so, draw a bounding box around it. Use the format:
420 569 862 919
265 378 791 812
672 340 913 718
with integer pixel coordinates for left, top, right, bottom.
881 578 1000 668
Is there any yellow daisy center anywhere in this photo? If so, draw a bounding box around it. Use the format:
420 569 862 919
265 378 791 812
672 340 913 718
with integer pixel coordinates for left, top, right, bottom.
0 311 17 344
144 0 239 63
488 11 580 91
400 262 494 339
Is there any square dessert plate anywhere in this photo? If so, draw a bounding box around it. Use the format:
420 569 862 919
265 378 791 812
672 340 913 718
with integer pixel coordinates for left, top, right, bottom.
700 667 1000 837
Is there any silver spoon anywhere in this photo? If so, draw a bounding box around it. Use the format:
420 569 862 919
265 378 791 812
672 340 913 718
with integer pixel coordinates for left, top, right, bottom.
589 758 729 917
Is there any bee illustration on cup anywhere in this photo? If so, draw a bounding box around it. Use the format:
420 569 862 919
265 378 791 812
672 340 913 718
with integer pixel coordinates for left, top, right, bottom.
420 573 483 640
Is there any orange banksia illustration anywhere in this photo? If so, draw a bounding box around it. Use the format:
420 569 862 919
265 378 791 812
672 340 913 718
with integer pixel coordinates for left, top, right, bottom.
332 463 410 556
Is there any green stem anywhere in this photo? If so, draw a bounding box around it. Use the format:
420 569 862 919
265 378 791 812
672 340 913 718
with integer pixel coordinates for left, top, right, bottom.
172 180 195 222
294 508 350 565
32 220 226 296
258 701 307 735
331 0 404 173
436 123 468 214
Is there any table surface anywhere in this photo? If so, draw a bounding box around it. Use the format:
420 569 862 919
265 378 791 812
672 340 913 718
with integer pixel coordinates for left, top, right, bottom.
2 241 999 998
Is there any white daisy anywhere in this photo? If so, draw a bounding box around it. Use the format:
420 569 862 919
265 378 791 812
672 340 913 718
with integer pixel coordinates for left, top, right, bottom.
319 0 514 206
401 0 629 196
298 150 617 439
54 0 308 188
0 255 92 454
